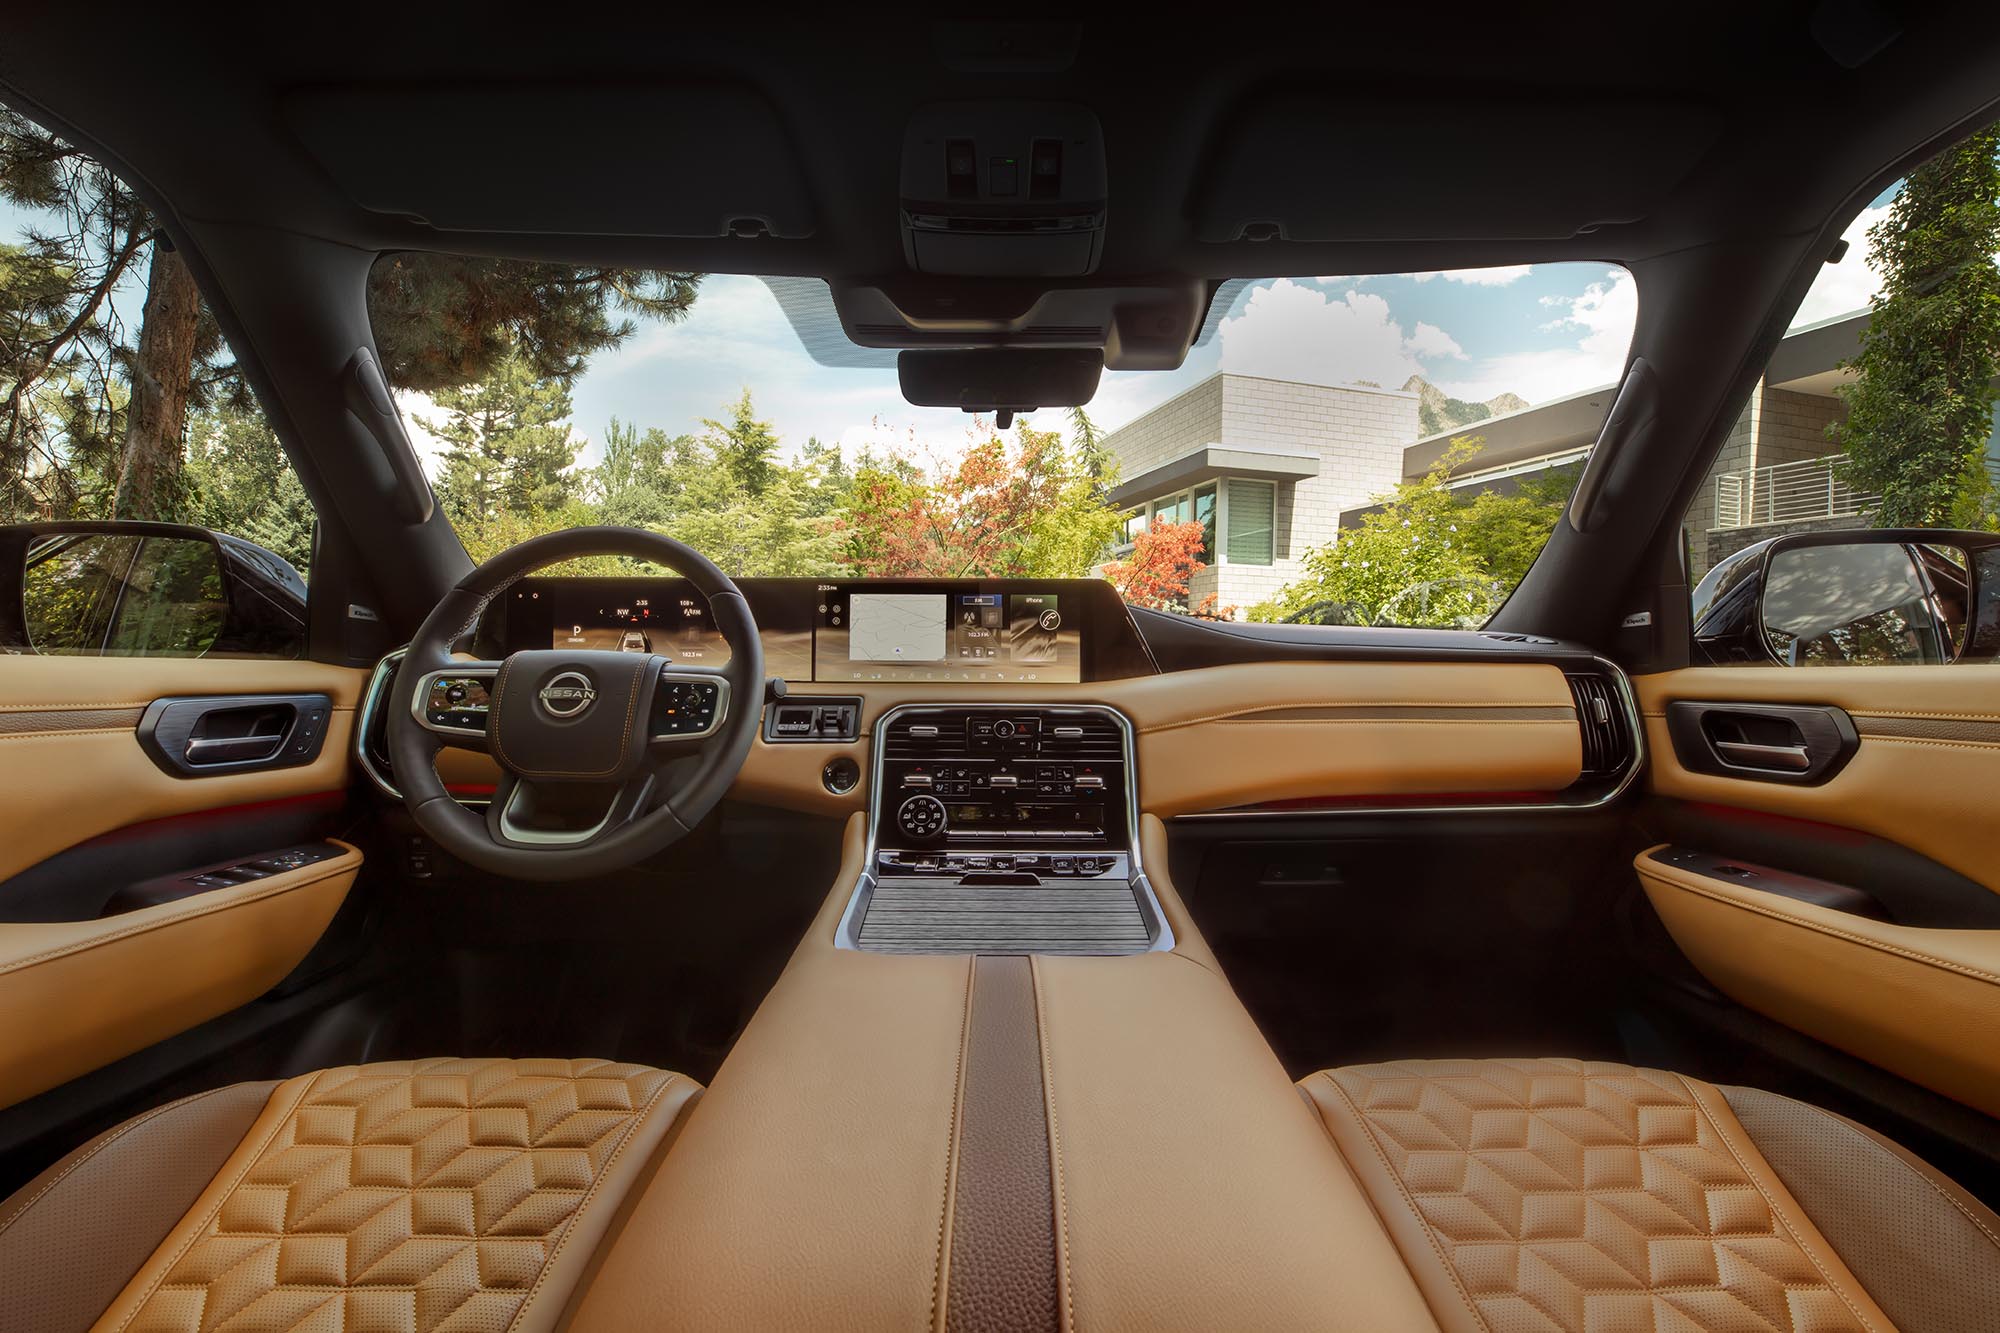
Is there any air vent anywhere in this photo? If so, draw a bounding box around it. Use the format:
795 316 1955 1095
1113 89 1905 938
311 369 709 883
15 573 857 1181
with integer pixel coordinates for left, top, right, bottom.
885 711 970 760
1565 672 1633 778
1039 714 1123 761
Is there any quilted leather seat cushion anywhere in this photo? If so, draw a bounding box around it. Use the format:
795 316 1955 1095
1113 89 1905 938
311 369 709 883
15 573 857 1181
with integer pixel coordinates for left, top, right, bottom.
1304 1058 1893 1333
89 1057 699 1333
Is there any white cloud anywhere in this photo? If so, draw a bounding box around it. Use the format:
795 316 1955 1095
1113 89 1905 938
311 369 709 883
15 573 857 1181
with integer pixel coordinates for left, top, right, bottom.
1218 278 1464 389
1789 200 1893 329
1434 267 1638 404
1404 321 1465 360
1410 265 1534 287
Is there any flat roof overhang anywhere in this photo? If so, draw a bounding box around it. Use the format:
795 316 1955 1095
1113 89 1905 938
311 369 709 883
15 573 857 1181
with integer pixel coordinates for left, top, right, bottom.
1106 445 1321 508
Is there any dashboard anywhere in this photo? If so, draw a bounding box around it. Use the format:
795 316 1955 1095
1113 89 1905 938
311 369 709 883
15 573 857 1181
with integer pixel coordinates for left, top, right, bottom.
477 577 1159 684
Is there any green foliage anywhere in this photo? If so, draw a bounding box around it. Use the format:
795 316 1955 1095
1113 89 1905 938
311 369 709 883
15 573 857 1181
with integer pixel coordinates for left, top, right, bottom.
1832 126 2000 529
429 353 581 529
183 402 315 572
1248 437 1578 627
700 389 780 496
367 254 700 393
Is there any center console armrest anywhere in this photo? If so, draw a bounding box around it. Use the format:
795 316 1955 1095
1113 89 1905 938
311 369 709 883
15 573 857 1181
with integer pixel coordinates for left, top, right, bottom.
566 816 1433 1331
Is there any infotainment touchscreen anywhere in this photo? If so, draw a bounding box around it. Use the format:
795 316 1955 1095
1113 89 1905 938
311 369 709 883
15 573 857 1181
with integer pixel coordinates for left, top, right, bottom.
815 586 1080 683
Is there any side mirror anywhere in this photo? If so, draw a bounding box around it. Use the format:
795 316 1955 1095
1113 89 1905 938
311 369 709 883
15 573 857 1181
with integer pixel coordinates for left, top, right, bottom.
1753 529 2000 667
0 521 306 659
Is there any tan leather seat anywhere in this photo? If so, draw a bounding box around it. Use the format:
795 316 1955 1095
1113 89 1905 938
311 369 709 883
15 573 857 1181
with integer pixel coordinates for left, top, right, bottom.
1302 1057 2000 1333
0 1057 699 1333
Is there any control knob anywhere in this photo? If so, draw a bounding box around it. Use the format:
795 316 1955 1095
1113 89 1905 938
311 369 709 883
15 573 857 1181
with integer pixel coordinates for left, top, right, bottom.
897 794 948 841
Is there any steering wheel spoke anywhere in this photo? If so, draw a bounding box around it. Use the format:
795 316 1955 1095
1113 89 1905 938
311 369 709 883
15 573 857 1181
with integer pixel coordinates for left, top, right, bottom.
406 661 503 749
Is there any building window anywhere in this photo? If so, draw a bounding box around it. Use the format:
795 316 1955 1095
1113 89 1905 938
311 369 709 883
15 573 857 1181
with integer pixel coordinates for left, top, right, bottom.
1225 479 1275 565
1127 483 1219 560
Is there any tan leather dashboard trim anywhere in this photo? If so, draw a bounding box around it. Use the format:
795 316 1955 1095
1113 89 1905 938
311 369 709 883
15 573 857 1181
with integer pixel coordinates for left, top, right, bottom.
735 661 1586 818
1635 665 2000 893
395 660 1588 819
0 657 363 883
1636 845 2000 1118
0 840 361 1110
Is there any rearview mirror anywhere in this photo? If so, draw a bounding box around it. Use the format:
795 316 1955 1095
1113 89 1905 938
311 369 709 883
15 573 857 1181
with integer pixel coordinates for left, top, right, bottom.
898 349 1104 426
1752 530 1999 667
0 521 307 659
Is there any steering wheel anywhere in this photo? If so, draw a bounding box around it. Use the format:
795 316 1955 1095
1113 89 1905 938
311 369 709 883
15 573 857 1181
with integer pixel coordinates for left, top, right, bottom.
386 527 764 881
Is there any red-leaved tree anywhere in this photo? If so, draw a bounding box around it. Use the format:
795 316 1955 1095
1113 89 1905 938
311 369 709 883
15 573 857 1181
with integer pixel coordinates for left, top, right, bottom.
1103 520 1210 611
843 424 1120 577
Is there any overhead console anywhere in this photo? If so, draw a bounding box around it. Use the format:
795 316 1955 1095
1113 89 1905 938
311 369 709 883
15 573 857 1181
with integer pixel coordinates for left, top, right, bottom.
476 576 1155 684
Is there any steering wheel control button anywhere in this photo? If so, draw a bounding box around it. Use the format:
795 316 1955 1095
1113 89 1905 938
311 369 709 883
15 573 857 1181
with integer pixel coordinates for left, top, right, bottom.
654 677 723 737
897 794 948 841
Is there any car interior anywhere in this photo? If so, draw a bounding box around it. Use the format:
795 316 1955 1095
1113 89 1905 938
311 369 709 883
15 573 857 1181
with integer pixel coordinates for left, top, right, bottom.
3 8 2000 1331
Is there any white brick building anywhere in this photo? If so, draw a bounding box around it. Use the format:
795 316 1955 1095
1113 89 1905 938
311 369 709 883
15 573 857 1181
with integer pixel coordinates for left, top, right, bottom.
1102 373 1416 612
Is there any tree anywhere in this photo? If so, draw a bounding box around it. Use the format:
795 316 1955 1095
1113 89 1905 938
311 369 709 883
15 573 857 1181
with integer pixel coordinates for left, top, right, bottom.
700 389 780 496
1831 125 2000 528
366 254 701 393
1250 437 1518 627
3 106 704 528
428 354 579 535
183 402 315 572
843 423 1122 578
1103 520 1208 611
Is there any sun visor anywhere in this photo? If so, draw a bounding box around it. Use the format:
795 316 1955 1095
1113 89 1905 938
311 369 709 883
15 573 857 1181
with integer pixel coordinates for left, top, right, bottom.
284 82 815 239
1194 94 1721 243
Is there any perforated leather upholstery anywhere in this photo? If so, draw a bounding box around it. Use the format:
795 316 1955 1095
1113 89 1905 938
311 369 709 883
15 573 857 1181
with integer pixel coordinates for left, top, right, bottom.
1304 1059 1894 1333
81 1057 700 1333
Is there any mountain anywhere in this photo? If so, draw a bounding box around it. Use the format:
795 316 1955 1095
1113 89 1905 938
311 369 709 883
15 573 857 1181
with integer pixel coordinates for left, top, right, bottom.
1402 376 1527 438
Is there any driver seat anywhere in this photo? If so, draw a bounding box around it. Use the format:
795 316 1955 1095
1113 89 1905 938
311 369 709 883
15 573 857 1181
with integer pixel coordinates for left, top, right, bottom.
0 1057 699 1333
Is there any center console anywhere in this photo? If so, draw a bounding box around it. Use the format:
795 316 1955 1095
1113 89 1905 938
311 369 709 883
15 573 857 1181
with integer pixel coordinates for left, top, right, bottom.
836 704 1173 954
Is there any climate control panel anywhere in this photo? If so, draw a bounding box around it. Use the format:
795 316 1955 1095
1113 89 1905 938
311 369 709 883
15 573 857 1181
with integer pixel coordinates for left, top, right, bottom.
872 705 1132 880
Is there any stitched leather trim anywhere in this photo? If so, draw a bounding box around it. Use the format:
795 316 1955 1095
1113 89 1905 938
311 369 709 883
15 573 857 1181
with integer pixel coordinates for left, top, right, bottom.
1723 1085 2000 1333
1029 957 1078 1333
0 707 144 737
1304 1058 1892 1333
930 958 976 1333
943 956 1060 1333
1853 714 2000 744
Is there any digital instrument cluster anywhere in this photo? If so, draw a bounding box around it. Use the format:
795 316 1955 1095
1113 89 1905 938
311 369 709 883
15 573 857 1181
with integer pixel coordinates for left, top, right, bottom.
487 577 1155 684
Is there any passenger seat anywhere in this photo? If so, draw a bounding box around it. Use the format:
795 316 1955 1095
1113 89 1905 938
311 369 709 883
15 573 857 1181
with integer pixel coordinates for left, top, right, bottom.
0 1057 698 1333
1303 1057 1999 1332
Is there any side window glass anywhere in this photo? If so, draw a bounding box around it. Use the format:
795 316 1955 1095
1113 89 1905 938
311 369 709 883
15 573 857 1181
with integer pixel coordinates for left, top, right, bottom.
1680 119 2000 666
0 106 312 657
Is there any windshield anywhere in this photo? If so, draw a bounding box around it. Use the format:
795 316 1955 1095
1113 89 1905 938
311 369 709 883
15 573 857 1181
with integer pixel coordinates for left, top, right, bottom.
366 259 1638 627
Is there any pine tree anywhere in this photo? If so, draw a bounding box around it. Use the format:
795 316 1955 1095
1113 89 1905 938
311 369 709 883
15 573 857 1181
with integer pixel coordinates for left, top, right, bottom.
1832 126 2000 527
429 354 578 531
701 390 780 496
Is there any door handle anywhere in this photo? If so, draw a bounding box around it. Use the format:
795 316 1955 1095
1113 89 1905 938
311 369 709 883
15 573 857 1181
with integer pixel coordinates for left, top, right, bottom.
137 693 334 778
184 735 286 765
1664 701 1859 786
1711 739 1812 772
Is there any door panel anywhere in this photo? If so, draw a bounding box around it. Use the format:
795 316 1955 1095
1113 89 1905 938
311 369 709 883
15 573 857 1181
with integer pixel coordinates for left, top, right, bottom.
1635 845 2000 1118
0 842 360 1109
0 656 363 883
1636 666 2000 894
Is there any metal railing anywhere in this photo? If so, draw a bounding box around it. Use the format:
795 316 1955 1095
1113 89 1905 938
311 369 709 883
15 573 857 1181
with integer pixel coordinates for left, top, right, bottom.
1713 454 1876 529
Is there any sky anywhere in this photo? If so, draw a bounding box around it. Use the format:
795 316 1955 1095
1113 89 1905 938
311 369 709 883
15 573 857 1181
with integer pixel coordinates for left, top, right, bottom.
2 184 1904 476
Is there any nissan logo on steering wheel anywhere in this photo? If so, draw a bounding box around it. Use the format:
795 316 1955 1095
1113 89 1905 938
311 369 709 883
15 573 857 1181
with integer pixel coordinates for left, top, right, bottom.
537 670 598 719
